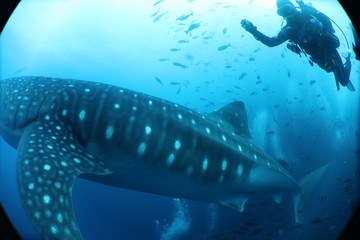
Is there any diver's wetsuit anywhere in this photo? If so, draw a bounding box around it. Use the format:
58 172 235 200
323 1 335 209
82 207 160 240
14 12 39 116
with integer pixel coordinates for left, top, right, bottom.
248 9 350 88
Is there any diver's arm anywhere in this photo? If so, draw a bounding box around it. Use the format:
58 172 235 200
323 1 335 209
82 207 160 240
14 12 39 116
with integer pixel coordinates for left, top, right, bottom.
251 28 290 47
241 19 290 47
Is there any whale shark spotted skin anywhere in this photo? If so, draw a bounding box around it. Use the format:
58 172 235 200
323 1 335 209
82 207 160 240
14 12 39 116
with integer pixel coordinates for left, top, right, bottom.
1 76 306 239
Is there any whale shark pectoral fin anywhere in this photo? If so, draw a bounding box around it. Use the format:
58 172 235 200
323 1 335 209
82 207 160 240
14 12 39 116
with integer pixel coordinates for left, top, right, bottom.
218 195 249 212
16 116 113 240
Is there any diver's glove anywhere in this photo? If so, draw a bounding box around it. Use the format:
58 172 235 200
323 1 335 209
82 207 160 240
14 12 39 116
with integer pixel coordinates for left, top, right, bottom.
241 19 257 34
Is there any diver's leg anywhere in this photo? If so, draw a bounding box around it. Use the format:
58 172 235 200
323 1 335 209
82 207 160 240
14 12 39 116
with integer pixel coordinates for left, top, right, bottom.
343 53 352 80
332 52 355 91
332 70 341 90
330 50 349 86
332 66 348 86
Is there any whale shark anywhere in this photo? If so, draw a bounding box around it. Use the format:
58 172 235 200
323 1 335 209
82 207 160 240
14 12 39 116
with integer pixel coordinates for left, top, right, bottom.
0 76 328 239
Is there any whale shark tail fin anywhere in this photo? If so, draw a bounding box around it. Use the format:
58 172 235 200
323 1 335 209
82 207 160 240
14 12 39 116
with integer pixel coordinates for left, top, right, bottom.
208 101 251 139
293 164 329 224
16 115 113 240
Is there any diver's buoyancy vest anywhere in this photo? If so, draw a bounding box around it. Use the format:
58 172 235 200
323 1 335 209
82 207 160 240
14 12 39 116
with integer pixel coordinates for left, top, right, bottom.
298 4 335 34
290 4 339 49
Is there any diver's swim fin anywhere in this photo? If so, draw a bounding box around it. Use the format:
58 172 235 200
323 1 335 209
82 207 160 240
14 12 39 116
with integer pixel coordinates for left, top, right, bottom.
344 54 355 91
335 78 340 91
333 53 354 91
344 54 352 80
347 80 356 92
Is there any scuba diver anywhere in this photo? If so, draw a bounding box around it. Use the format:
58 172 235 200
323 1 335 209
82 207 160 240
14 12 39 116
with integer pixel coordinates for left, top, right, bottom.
241 0 355 91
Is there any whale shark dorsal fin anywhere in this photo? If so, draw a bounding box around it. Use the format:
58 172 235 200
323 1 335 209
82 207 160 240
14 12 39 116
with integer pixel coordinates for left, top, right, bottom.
208 101 251 138
16 115 113 240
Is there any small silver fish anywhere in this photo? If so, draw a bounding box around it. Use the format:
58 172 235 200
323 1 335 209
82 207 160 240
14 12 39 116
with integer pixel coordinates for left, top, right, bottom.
176 12 193 21
253 47 261 53
169 81 180 85
153 12 168 23
155 77 163 86
186 55 194 61
218 43 231 51
173 62 187 68
238 72 247 80
150 8 160 17
185 23 200 34
153 0 166 6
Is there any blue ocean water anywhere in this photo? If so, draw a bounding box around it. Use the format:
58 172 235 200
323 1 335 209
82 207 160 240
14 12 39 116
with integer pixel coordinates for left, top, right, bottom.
0 0 359 239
